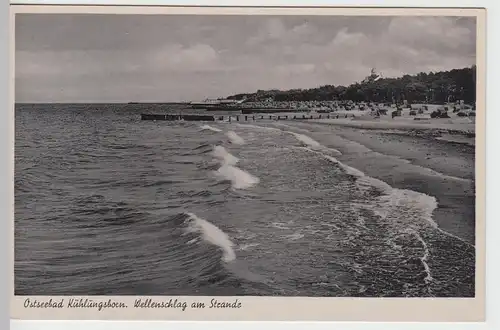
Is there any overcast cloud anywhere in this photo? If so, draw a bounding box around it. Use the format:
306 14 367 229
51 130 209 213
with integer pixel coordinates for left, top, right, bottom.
15 14 476 103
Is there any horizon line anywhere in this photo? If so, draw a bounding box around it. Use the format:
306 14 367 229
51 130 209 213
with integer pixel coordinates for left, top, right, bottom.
15 65 475 104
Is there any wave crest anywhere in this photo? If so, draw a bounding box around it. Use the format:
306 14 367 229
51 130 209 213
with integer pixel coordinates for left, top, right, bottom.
289 132 321 149
184 212 236 262
226 131 245 145
200 125 222 133
298 146 441 231
216 165 260 190
212 146 239 166
211 145 260 190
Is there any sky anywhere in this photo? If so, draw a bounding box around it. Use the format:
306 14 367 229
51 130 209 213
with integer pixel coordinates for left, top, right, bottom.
15 14 476 103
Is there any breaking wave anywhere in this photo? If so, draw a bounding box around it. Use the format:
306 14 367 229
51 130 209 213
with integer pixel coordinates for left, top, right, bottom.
226 131 245 145
200 125 222 133
231 122 473 249
212 146 239 166
216 165 260 190
288 132 321 149
211 145 260 190
297 145 473 248
184 212 236 262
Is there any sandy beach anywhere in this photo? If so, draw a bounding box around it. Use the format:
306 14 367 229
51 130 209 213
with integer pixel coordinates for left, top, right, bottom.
311 106 475 134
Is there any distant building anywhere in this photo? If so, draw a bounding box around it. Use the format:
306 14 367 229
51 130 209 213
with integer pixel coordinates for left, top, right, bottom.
362 68 383 84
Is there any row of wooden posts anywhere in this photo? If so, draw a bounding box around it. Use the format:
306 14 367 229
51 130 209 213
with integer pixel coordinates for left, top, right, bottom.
140 113 356 122
222 113 355 122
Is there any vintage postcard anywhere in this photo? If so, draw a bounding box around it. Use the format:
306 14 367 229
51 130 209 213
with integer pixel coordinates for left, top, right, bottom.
10 5 486 322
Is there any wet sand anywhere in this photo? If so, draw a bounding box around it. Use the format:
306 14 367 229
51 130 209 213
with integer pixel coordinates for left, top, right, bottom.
309 114 476 135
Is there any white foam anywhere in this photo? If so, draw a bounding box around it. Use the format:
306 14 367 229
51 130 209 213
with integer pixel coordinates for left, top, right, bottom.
200 125 222 132
226 131 245 145
271 123 343 155
373 189 439 226
271 222 290 230
216 164 260 189
236 123 281 132
321 222 340 230
212 146 239 166
297 146 442 232
211 144 259 190
186 238 199 245
285 232 305 241
238 123 342 156
299 147 372 184
238 243 260 251
284 129 342 155
238 122 472 246
413 230 434 284
288 132 321 149
322 154 366 178
185 213 236 262
363 177 474 247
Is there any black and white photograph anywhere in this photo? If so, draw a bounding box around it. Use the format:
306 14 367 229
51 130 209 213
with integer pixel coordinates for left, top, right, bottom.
14 10 479 299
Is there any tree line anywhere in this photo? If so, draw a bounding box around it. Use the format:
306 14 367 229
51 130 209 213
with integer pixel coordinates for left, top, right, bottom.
226 66 476 105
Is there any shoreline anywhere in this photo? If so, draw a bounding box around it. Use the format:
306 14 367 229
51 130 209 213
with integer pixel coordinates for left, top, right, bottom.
308 118 476 138
261 120 476 245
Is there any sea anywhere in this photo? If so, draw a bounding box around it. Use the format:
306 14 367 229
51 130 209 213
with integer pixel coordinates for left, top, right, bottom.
15 103 476 297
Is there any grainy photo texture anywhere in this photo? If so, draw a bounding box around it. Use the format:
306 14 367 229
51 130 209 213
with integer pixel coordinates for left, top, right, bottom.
15 13 477 298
